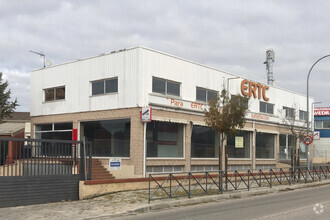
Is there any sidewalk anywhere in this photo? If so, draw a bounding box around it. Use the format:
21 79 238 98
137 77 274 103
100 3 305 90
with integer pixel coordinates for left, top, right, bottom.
1 179 330 220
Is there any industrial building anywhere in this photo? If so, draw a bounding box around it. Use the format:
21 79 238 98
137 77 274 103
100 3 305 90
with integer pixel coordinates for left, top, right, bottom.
30 46 313 178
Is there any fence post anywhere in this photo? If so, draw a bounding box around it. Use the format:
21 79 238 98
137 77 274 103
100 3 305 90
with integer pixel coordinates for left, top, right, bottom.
235 171 237 190
148 174 151 204
188 173 191 199
220 171 223 194
270 169 272 188
88 143 92 180
248 170 250 191
206 172 208 193
169 174 172 198
83 138 87 181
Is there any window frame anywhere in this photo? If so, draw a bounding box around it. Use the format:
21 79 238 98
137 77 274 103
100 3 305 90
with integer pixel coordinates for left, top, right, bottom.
259 101 274 114
44 86 66 102
283 106 295 119
299 110 308 121
152 77 181 97
91 77 118 96
231 95 249 109
196 87 219 103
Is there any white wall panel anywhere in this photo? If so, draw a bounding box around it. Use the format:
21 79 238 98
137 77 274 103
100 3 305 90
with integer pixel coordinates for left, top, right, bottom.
31 46 313 124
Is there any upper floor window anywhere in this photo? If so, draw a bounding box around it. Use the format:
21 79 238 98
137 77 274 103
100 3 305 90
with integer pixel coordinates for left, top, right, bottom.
44 86 65 102
315 121 330 129
283 106 295 119
231 95 249 109
260 101 274 114
196 87 218 102
299 110 308 121
152 77 180 97
91 77 118 96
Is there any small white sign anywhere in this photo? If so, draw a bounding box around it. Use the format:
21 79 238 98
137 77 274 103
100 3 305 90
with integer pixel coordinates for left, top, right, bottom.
109 158 121 171
313 131 320 140
141 107 152 122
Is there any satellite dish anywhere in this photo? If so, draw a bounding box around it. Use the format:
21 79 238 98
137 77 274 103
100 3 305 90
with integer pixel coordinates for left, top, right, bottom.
45 59 52 67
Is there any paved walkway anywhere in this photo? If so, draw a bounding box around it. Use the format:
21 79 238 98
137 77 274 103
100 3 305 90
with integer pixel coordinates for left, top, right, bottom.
1 179 330 220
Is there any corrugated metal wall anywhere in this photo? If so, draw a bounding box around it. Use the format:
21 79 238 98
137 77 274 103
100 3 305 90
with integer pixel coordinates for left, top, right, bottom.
0 175 83 208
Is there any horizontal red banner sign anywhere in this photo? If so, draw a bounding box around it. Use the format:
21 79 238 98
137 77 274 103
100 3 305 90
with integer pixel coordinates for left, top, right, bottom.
314 107 330 116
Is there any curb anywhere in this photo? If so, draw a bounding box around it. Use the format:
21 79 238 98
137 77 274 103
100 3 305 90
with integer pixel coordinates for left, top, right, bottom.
86 179 330 219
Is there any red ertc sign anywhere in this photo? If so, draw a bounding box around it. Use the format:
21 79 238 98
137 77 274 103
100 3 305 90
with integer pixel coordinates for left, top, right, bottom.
314 107 330 116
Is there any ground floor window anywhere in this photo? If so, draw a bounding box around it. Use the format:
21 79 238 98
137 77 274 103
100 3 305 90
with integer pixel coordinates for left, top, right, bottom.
299 137 307 159
147 121 184 158
81 119 130 157
35 122 73 140
227 131 251 158
256 132 275 159
279 134 296 160
191 125 219 158
146 166 183 173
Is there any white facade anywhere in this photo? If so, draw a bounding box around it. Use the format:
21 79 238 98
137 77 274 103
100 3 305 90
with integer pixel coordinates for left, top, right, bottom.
31 46 313 126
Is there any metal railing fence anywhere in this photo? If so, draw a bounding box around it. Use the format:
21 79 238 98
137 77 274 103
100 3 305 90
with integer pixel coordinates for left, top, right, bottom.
148 166 329 203
0 137 92 177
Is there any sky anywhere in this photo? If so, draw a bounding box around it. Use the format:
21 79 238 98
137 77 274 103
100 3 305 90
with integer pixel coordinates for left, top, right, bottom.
1 0 330 112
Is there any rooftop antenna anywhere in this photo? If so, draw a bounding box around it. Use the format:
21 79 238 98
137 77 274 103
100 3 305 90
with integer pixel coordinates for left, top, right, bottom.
30 50 45 68
264 49 275 86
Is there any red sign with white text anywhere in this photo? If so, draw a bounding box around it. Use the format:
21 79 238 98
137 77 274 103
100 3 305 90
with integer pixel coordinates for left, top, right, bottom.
314 107 330 116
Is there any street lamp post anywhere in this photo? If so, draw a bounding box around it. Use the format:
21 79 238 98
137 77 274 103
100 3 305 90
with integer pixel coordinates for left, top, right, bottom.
306 55 330 172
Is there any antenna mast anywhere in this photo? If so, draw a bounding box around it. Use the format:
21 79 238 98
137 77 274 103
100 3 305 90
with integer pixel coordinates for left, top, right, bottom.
264 49 275 85
30 50 46 68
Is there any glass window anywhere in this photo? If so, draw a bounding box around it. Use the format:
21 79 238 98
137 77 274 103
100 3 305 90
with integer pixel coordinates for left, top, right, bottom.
35 122 73 141
191 126 219 158
167 81 180 96
260 102 274 114
284 107 295 119
299 110 307 121
152 78 166 94
227 131 251 158
279 134 287 160
54 123 73 130
81 119 131 157
45 89 55 101
256 132 275 159
207 90 218 102
44 87 65 102
147 121 184 158
92 80 105 95
232 95 248 109
92 78 118 96
152 77 181 97
260 102 266 113
323 121 330 128
299 137 307 159
36 124 52 131
196 87 218 102
105 78 118 93
55 87 65 100
280 134 296 160
315 121 322 129
196 88 206 102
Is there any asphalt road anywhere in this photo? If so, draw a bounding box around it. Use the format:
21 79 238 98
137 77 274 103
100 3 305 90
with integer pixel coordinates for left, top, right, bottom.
116 184 330 220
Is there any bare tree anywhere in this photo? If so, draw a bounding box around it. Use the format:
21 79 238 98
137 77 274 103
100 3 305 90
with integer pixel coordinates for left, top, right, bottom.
280 105 308 167
204 89 248 171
